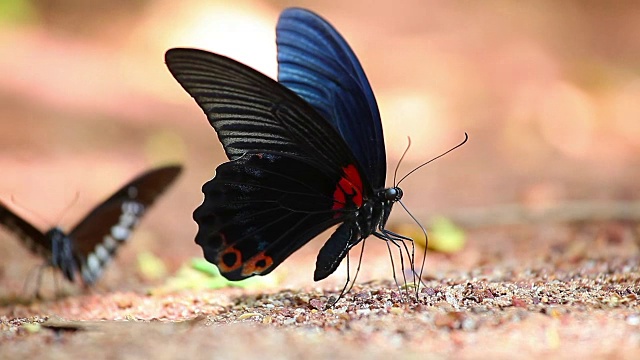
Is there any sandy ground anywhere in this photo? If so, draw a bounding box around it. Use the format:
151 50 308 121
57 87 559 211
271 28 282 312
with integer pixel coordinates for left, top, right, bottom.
1 1 640 358
2 223 640 359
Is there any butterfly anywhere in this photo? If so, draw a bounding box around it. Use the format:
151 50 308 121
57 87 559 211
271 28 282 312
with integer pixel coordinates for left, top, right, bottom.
0 165 182 288
166 8 439 297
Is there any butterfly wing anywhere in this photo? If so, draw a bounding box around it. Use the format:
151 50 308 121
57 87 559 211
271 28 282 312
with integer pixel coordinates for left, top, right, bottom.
276 8 386 189
166 48 372 280
194 152 349 280
68 165 182 284
0 200 51 259
166 49 360 170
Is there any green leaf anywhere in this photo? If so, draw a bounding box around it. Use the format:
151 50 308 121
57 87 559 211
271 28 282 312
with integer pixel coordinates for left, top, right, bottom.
0 0 36 25
153 258 280 293
427 217 466 253
137 251 168 281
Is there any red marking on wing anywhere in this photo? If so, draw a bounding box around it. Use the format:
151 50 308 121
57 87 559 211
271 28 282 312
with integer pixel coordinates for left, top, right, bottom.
241 251 274 276
332 164 364 216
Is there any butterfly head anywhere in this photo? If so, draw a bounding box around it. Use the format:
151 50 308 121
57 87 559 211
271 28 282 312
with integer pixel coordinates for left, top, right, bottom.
45 227 77 282
383 187 403 202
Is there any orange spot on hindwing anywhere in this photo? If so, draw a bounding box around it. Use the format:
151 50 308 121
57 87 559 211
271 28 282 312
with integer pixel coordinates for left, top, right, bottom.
332 164 364 216
241 251 274 276
217 246 243 272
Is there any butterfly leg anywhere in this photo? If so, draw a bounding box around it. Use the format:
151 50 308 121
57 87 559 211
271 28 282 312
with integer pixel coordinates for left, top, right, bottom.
22 264 39 299
375 230 423 301
52 268 65 299
326 250 352 309
23 263 48 300
394 200 432 299
380 228 425 297
345 238 367 294
325 236 369 309
374 231 410 300
381 229 417 289
384 236 403 297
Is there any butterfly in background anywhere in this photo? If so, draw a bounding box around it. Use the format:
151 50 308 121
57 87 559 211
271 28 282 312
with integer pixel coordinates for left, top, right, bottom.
166 8 463 302
0 165 182 289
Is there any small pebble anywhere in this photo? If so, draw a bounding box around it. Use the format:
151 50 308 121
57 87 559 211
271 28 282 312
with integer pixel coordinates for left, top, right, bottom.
627 314 640 326
356 308 371 316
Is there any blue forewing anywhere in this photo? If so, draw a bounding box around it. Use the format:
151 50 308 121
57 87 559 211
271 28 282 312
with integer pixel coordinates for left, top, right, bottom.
276 8 386 189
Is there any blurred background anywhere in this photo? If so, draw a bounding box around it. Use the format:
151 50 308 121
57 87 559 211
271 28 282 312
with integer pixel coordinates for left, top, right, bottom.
0 0 638 296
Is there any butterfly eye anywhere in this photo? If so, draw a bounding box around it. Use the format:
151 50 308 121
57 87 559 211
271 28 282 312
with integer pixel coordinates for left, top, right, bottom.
384 187 403 201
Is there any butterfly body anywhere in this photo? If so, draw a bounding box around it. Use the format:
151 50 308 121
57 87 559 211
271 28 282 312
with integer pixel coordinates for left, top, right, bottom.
167 8 411 286
46 227 77 282
0 165 182 286
314 186 403 281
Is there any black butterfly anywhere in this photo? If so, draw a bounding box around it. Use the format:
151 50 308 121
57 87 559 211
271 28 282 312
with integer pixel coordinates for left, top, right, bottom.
166 8 439 297
0 165 182 287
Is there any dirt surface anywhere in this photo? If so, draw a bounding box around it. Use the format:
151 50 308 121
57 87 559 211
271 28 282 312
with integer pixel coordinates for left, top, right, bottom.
3 224 640 359
3 271 640 360
1 0 640 359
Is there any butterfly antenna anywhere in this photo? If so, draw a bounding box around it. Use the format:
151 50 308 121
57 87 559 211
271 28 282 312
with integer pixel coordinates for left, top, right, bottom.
54 191 80 227
398 200 429 295
10 195 53 229
393 137 412 186
397 132 468 186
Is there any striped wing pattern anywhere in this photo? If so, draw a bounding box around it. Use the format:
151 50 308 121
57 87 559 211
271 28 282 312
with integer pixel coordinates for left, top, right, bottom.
276 8 386 189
